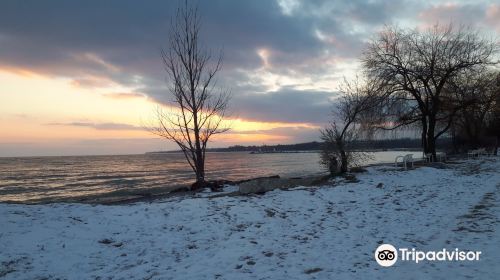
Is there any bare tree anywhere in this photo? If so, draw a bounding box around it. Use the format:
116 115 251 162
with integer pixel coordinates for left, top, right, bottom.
320 77 381 174
447 71 499 149
363 23 497 160
151 1 230 189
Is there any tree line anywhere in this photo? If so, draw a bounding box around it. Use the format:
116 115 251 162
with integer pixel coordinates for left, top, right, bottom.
205 138 444 153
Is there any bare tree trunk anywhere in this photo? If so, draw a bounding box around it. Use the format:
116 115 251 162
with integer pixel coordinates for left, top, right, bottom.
336 138 349 173
428 114 437 160
193 111 205 185
495 136 499 156
340 150 348 173
421 117 428 155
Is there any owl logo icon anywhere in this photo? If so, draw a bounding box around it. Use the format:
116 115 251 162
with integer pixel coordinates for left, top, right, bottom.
375 244 398 267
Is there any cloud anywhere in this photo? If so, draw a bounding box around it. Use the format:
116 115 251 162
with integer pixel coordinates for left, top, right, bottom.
47 122 145 131
103 92 146 99
71 76 118 89
0 1 318 77
232 87 337 123
486 4 500 31
0 0 405 95
418 3 485 27
233 126 321 142
0 1 495 84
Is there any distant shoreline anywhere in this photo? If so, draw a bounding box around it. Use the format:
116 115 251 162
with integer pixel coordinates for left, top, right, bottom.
146 138 450 154
146 147 423 155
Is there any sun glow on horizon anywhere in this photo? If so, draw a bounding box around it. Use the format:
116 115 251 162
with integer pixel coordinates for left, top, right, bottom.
0 70 155 139
0 69 317 155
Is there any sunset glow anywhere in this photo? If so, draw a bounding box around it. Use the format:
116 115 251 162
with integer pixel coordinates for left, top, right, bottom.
0 69 318 155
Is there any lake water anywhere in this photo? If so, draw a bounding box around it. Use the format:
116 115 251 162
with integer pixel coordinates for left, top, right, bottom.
0 151 417 203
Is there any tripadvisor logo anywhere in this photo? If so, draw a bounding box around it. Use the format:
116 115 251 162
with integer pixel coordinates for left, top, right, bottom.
375 244 398 267
374 244 482 267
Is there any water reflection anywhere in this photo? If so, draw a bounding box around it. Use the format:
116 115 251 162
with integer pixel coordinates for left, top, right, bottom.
0 151 415 203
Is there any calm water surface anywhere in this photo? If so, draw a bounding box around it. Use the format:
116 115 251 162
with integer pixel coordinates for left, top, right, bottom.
0 151 415 203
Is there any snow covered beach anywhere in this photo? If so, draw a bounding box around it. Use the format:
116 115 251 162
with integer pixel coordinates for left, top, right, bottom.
1 158 499 279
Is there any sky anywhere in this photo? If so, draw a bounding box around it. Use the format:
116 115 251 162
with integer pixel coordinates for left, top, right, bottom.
0 0 499 156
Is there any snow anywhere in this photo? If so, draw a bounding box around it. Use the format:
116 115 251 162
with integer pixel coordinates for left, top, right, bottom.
1 158 499 279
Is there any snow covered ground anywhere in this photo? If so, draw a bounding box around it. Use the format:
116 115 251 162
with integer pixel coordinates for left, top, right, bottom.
1 158 499 279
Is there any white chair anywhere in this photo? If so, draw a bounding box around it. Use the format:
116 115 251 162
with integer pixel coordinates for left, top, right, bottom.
468 149 478 159
404 154 414 169
395 155 404 167
424 153 432 162
436 152 446 162
395 154 413 170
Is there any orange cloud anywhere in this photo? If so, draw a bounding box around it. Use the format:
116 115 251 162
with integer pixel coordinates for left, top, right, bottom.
103 92 146 99
72 52 121 73
70 76 117 89
213 132 289 144
0 66 40 78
